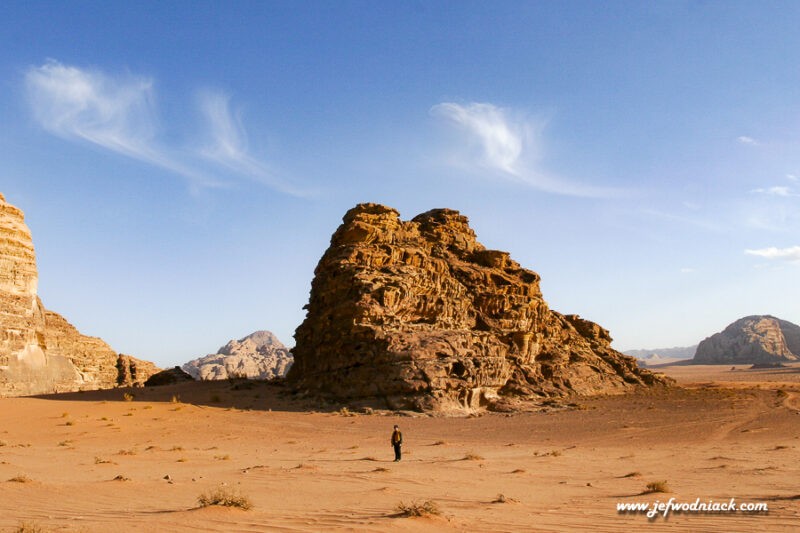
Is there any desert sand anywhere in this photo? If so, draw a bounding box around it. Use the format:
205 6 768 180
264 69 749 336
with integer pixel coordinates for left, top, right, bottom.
0 364 798 532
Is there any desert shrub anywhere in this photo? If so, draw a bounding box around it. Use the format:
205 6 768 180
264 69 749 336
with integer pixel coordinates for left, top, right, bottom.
644 480 670 493
7 474 32 483
14 523 46 533
623 471 642 478
463 452 484 461
123 392 134 402
395 500 441 517
197 485 253 510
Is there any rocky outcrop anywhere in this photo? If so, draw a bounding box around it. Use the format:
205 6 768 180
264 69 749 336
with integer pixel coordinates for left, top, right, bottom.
288 203 669 412
0 193 159 396
145 366 195 386
693 315 800 364
182 330 293 380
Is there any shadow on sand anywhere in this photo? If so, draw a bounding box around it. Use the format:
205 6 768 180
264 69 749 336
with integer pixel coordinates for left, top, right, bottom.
29 378 324 413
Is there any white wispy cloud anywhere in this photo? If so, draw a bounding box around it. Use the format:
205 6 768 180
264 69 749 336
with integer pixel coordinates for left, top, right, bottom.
737 135 759 146
430 101 624 198
196 91 310 196
680 267 695 274
750 186 799 197
25 60 216 186
787 174 798 182
745 246 800 264
24 60 303 194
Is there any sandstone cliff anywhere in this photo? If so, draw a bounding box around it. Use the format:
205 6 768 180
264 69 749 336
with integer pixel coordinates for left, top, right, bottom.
0 193 159 396
693 315 800 364
288 203 669 412
182 330 293 380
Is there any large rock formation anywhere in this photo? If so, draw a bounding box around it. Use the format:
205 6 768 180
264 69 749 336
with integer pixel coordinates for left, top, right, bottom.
182 330 293 380
0 193 159 396
693 315 800 364
288 203 668 412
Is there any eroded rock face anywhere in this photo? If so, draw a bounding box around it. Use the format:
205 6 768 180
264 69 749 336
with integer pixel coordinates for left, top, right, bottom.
182 330 293 380
0 193 159 396
288 203 669 412
693 315 800 364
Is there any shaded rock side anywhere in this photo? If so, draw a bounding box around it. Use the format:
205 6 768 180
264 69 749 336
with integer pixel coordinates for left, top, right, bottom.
145 366 195 386
182 330 293 380
288 203 668 412
0 193 159 396
693 315 800 364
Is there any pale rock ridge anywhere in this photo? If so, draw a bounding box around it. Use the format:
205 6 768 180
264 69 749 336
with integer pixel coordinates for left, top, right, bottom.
0 193 159 396
693 315 800 364
182 330 293 380
288 203 669 412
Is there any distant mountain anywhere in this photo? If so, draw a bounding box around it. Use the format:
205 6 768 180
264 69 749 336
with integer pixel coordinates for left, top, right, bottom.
693 315 800 365
624 346 697 360
182 330 293 380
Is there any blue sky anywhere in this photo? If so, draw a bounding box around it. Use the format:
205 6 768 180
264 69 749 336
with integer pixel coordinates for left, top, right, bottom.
1 1 799 366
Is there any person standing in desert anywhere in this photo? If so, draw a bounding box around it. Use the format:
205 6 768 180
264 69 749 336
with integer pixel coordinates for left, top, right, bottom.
390 425 403 461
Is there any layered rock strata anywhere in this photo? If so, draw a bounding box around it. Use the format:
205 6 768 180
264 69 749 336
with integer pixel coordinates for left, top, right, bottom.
182 330 293 380
0 193 158 396
288 203 668 412
693 315 800 364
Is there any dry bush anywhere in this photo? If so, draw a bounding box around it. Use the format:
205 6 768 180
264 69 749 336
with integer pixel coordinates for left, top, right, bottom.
170 394 181 404
644 480 670 494
123 392 134 402
432 440 446 446
493 493 518 504
94 457 113 464
117 449 136 456
338 407 357 417
197 485 253 510
215 454 231 461
373 467 390 472
462 452 484 461
395 500 441 517
7 474 32 483
623 471 642 478
112 474 130 481
510 468 526 474
14 523 46 533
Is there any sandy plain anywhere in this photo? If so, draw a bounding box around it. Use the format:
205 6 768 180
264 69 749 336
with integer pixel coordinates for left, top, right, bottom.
0 363 798 532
